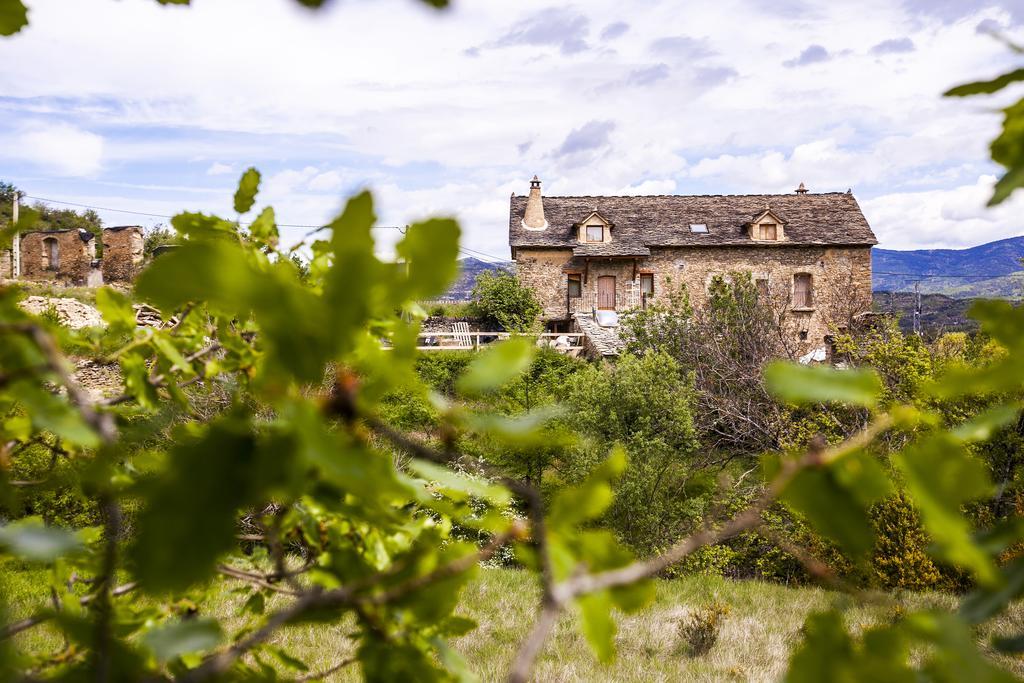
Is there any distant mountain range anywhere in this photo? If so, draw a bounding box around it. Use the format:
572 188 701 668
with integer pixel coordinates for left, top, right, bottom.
440 257 510 301
873 236 1024 298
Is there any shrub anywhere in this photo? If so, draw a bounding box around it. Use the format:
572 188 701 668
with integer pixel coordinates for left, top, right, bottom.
8 441 100 528
560 351 701 554
869 493 944 591
469 270 542 332
675 602 730 657
415 352 473 396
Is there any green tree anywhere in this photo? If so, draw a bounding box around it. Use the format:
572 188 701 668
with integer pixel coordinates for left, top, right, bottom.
469 269 542 332
562 352 701 554
143 224 177 258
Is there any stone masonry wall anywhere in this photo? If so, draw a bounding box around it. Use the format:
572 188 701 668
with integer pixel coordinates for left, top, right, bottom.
101 226 144 283
514 245 873 354
19 230 96 285
0 249 11 279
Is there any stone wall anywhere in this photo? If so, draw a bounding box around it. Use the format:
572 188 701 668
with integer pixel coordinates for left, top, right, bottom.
0 249 11 279
101 226 144 283
19 230 96 285
514 245 873 354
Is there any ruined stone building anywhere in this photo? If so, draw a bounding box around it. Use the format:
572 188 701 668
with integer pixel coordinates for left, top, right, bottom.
1 226 145 286
508 177 876 356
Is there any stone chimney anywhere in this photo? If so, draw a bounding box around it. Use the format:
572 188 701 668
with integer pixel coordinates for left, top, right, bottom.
522 175 548 230
795 182 808 194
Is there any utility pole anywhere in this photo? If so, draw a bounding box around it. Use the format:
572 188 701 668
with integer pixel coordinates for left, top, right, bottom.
917 282 925 337
11 191 19 278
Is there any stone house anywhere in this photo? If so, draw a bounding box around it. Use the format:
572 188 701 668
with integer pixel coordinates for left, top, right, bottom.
3 225 145 286
101 226 145 283
19 229 97 284
508 177 876 356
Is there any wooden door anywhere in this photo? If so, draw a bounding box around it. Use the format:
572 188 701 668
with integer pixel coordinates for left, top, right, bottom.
597 275 616 310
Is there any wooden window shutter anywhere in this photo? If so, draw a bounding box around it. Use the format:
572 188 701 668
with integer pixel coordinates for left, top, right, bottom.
794 273 813 308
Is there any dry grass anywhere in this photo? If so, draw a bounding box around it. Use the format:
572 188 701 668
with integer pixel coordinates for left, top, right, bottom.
5 559 1024 681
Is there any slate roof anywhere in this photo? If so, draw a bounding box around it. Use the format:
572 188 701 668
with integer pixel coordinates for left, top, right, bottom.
509 193 877 250
573 241 651 257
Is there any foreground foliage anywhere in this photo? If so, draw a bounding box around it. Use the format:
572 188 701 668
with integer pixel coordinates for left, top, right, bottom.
2 168 1024 681
3 6 1024 682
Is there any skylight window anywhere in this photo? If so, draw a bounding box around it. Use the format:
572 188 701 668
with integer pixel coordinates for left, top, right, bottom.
689 224 708 233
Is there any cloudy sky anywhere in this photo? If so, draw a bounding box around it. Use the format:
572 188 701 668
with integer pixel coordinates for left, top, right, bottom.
1 0 1023 257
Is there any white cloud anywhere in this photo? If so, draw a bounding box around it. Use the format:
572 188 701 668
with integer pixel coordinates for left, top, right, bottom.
206 162 234 175
6 122 104 177
1 0 1022 250
307 170 347 193
862 175 1024 250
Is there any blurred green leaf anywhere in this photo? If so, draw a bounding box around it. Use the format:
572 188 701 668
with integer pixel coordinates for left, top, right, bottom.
577 591 616 664
131 416 287 593
0 0 28 36
95 287 136 334
0 517 84 562
233 167 261 214
960 557 1024 624
904 612 1017 682
945 68 1024 97
248 206 278 249
548 446 627 532
764 362 882 408
9 382 99 448
142 618 222 663
395 218 461 299
782 451 892 557
407 459 511 506
786 611 914 683
456 337 534 395
895 435 996 584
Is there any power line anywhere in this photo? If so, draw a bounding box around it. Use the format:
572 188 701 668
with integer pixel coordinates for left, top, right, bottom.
22 192 511 261
22 194 401 230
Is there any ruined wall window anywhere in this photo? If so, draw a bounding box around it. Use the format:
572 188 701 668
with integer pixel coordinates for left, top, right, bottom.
586 225 604 242
793 273 813 308
759 223 777 240
755 277 769 299
639 273 654 297
567 273 582 298
43 237 59 271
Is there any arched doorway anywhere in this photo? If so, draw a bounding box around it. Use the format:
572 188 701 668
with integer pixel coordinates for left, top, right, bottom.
42 237 59 271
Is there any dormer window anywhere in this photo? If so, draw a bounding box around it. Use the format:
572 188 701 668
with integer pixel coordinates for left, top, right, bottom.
749 209 785 241
577 211 612 243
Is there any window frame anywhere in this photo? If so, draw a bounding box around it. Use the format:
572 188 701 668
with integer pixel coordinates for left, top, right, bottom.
639 272 654 297
567 272 583 299
760 223 778 240
585 224 604 242
793 272 814 309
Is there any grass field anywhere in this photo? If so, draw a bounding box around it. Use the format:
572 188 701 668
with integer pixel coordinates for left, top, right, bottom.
5 558 1024 681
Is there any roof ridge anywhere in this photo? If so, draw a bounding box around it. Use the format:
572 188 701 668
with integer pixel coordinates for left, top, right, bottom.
531 192 853 199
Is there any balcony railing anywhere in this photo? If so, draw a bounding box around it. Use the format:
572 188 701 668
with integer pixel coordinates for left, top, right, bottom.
569 290 648 315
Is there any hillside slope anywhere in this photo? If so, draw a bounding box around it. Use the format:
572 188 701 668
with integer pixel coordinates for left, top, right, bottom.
874 236 1024 297
440 257 510 301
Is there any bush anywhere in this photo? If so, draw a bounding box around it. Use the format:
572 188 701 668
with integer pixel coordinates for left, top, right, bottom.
8 441 100 528
869 493 946 591
415 352 473 396
675 602 730 657
469 270 542 332
561 351 701 554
